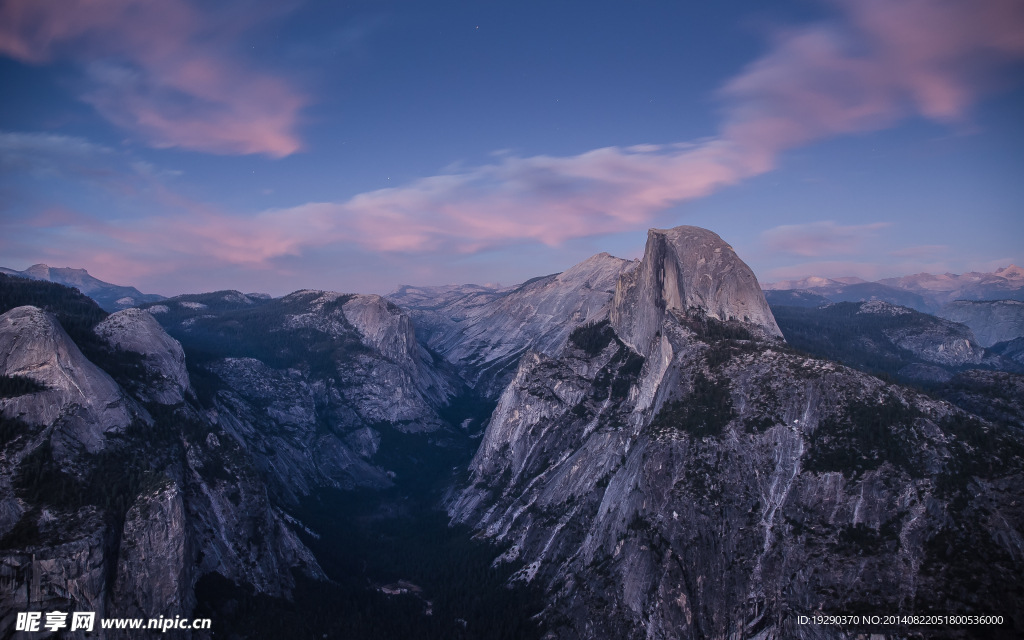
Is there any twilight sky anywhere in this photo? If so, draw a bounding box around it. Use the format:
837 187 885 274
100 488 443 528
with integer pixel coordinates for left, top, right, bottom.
1 0 1022 296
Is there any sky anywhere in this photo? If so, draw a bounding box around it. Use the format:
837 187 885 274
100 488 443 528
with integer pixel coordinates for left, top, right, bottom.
1 0 1022 297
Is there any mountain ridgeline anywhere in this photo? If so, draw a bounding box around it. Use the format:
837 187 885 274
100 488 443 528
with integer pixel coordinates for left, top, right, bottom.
2 225 1023 639
0 275 540 639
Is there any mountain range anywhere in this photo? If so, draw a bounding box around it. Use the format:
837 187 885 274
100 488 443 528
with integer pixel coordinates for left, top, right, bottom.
0 264 166 312
762 264 1024 312
1 228 1023 639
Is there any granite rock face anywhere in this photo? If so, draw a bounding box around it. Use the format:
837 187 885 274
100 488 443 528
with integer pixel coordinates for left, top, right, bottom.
208 356 393 502
858 301 986 367
161 289 463 433
111 479 194 621
336 293 459 428
452 325 1024 640
0 296 372 636
610 226 782 356
389 253 637 398
0 306 138 457
450 228 1024 639
95 308 192 404
938 299 1024 348
0 509 111 624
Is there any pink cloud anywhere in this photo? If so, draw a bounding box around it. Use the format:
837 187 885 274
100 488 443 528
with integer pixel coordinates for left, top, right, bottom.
0 0 305 156
719 0 1024 166
208 0 1017 258
5 0 1024 278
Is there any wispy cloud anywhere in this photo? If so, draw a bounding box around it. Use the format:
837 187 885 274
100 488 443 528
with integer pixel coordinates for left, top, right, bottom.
4 0 1024 284
178 0 1020 258
0 0 306 156
761 221 890 257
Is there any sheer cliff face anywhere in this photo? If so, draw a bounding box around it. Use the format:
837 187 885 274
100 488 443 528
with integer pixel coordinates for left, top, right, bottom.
152 289 461 432
451 228 1024 639
0 306 138 457
389 253 638 398
0 303 325 631
338 293 460 425
610 226 782 356
939 299 1024 348
0 284 457 634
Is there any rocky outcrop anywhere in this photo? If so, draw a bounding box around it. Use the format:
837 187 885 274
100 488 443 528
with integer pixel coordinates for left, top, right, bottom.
111 479 194 620
0 306 138 457
95 308 191 404
451 228 1024 639
177 421 326 598
453 322 1024 639
208 357 392 501
938 299 1024 347
175 289 462 433
0 509 111 624
610 226 782 356
389 253 637 397
0 294 330 636
339 294 459 424
857 301 986 366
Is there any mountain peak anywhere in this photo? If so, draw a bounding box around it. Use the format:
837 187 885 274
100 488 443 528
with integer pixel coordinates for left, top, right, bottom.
23 263 52 279
610 225 782 354
996 264 1024 279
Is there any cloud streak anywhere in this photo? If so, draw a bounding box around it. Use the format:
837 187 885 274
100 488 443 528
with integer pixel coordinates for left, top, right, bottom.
5 0 1024 276
182 0 1019 259
0 0 305 156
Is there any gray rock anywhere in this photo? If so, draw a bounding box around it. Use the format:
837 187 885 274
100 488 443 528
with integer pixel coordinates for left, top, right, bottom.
610 226 782 356
281 290 459 431
209 357 393 498
0 508 111 624
0 306 137 456
938 299 1024 347
95 308 192 404
111 479 195 621
451 228 1024 639
857 301 986 366
390 253 638 398
345 427 381 459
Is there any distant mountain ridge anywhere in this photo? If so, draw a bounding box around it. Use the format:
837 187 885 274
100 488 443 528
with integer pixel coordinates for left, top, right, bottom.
761 264 1024 311
938 300 1024 348
0 263 165 312
388 253 638 398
